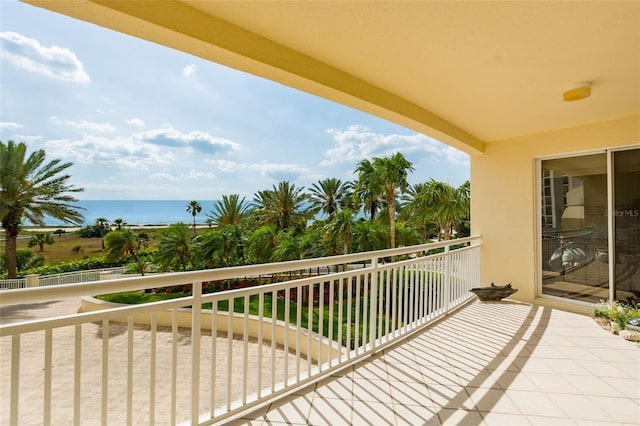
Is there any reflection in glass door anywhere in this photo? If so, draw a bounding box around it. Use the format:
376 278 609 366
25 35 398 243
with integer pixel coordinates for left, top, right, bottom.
540 148 640 304
612 149 640 301
541 154 609 303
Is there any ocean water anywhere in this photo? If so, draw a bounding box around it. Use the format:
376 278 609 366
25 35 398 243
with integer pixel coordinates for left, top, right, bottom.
40 200 216 226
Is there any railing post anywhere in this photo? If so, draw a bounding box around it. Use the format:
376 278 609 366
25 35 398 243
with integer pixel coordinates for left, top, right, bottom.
25 274 39 288
191 281 202 425
444 244 451 315
368 255 378 352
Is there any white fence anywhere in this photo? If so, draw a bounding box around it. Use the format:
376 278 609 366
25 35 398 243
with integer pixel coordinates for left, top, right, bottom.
0 237 481 426
0 267 128 290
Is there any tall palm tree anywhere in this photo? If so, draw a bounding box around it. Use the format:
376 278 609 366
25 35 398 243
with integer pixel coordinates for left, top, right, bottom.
253 181 309 232
420 179 469 240
104 229 145 276
155 223 195 272
95 217 110 249
308 178 351 219
354 159 383 222
353 219 389 252
0 140 84 278
369 153 414 249
208 194 250 227
186 200 202 232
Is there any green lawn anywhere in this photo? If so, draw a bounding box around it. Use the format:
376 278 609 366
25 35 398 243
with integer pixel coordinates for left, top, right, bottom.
97 290 391 348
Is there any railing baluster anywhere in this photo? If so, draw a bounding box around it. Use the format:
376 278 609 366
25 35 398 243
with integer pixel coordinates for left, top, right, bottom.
44 329 52 426
74 324 81 426
328 279 334 367
354 275 360 354
211 300 218 410
226 296 233 410
295 284 302 381
101 319 108 426
337 278 344 363
10 335 19 425
346 277 352 359
243 294 249 403
191 282 202 425
257 292 263 398
284 288 290 384
171 309 178 426
307 283 313 372
150 312 157 425
270 290 276 392
317 281 324 368
127 316 134 426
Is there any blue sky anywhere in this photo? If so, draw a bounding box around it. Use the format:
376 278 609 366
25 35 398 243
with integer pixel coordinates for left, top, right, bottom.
0 0 469 201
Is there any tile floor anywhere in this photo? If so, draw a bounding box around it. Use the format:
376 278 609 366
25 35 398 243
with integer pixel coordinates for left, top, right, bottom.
230 300 640 426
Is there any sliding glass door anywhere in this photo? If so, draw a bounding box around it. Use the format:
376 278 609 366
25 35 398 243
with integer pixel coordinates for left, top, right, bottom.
612 149 640 301
540 148 640 304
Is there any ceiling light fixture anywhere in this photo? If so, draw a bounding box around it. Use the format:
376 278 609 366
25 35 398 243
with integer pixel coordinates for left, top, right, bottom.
563 81 592 102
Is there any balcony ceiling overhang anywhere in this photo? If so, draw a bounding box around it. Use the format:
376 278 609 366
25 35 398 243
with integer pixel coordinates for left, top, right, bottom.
22 1 640 155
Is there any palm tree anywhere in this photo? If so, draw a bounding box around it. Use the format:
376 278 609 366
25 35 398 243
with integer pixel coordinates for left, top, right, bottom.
95 217 109 249
104 229 145 276
208 194 250 227
186 200 202 232
155 223 195 272
362 153 414 249
353 219 389 252
420 179 469 240
354 159 383 221
253 181 309 232
112 218 127 230
248 224 278 263
28 232 55 252
0 140 84 278
308 178 351 219
323 209 355 259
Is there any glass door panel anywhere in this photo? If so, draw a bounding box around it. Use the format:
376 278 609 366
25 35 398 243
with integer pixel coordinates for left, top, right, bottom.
541 154 608 302
613 149 640 301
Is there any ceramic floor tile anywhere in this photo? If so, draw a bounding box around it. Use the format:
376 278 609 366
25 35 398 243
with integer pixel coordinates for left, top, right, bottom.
550 393 617 423
464 387 521 414
306 396 353 426
436 408 485 426
392 402 441 426
350 400 396 425
503 390 566 417
262 395 313 425
591 395 640 424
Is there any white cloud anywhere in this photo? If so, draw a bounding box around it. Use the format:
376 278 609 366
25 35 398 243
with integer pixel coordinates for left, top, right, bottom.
43 134 174 170
133 124 240 154
0 122 23 130
12 134 43 143
183 64 196 77
0 32 90 83
206 159 239 172
247 161 309 176
50 116 116 133
443 146 470 166
150 169 216 182
321 125 442 166
126 118 145 128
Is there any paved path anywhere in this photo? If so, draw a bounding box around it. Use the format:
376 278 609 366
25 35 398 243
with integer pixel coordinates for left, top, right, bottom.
1 297 299 425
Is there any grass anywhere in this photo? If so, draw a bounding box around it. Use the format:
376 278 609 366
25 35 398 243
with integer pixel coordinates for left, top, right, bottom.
1 227 207 266
97 290 391 348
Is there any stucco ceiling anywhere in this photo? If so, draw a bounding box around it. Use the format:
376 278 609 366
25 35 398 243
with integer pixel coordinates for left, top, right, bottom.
23 1 640 155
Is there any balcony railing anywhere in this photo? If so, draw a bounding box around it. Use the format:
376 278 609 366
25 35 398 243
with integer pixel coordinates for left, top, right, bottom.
0 236 480 425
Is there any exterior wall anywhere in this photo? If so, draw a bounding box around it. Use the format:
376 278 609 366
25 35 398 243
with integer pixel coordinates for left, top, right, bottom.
471 115 640 306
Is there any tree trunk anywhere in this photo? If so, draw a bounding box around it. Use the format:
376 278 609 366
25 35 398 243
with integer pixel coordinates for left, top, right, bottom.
5 230 18 279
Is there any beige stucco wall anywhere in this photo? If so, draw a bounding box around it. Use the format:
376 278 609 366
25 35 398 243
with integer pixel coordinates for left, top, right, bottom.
471 114 640 308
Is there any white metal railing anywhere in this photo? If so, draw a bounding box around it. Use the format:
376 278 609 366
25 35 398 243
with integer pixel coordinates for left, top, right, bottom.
0 278 25 290
0 236 481 426
0 267 128 289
